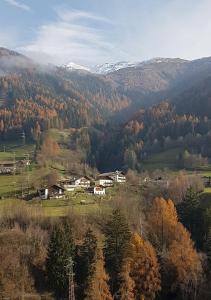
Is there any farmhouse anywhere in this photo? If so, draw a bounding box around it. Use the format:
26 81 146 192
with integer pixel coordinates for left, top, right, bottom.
39 185 65 200
202 176 211 187
98 171 126 183
72 176 91 188
97 175 114 187
93 185 106 195
63 184 76 192
0 161 16 174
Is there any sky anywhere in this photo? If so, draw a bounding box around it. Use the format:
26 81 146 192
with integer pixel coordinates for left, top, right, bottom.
1 0 211 67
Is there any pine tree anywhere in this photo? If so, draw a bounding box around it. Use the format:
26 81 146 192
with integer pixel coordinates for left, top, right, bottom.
177 187 205 249
84 247 113 300
205 228 211 271
46 223 75 299
118 233 161 300
75 228 97 299
104 209 131 294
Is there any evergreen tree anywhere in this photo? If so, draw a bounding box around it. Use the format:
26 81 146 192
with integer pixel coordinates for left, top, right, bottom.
104 209 131 294
84 247 113 300
75 228 97 299
46 223 75 299
177 187 205 249
205 228 211 271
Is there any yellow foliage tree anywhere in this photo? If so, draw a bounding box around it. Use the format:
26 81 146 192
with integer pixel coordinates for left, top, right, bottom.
147 197 203 299
147 197 178 251
165 223 203 299
85 247 113 300
118 233 161 300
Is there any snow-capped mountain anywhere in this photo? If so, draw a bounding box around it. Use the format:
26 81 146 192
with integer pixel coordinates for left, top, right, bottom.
62 58 187 75
62 62 90 72
92 58 187 74
93 61 141 74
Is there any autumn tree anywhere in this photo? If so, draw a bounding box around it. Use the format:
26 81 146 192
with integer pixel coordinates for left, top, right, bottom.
147 197 178 252
84 246 113 300
118 233 161 300
37 135 60 166
117 260 135 300
147 197 203 300
164 223 203 299
104 209 131 294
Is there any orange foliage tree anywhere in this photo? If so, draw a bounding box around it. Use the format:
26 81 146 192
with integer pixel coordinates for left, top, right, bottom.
118 233 161 300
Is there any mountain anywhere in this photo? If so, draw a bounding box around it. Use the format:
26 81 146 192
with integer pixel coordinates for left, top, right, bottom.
93 58 188 74
0 47 33 75
62 62 90 73
0 48 130 141
93 61 141 74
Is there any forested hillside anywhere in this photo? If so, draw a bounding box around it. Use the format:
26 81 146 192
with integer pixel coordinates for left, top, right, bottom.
0 48 129 141
2 47 211 172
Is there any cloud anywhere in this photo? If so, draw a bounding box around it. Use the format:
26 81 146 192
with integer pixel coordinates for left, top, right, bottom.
19 7 123 66
3 0 31 11
56 7 112 24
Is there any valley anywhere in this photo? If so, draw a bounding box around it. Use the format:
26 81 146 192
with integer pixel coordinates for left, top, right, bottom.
2 46 211 299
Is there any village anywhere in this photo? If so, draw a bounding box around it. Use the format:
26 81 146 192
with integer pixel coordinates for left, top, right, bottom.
37 170 126 201
0 157 127 201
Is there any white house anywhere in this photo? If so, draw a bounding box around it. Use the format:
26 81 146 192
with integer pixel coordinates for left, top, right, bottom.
72 176 91 188
97 176 114 187
98 171 126 183
93 185 105 195
63 184 76 192
39 185 65 200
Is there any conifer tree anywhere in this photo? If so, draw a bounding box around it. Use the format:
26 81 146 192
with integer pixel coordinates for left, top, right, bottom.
75 228 97 299
46 223 75 299
165 223 203 299
205 228 211 271
117 260 135 300
84 246 113 300
118 233 161 300
104 209 131 294
177 187 205 249
148 197 203 299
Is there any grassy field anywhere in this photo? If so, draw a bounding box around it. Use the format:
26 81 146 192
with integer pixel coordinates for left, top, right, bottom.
0 174 22 194
0 190 113 217
0 143 35 160
143 148 181 171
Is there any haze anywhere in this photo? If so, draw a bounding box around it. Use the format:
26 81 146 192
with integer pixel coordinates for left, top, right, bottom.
0 0 211 66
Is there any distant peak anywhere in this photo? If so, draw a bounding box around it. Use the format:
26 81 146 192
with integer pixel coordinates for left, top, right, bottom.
62 62 90 72
92 58 188 74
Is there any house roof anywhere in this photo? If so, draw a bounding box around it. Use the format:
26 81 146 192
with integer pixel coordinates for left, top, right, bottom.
49 184 65 192
98 171 125 177
75 176 91 181
98 176 113 181
94 185 105 191
0 161 16 166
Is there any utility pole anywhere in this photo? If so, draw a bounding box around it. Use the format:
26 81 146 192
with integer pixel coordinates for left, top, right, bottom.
66 257 75 300
24 153 30 193
21 131 26 146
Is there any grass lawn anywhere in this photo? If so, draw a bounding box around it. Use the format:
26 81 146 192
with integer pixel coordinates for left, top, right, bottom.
0 194 112 217
143 148 182 171
0 143 35 161
0 174 21 194
200 187 211 209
